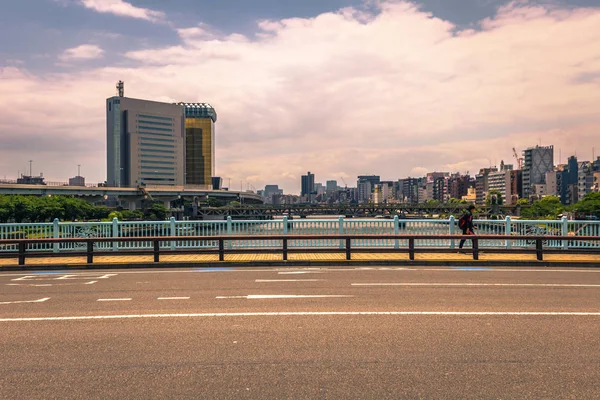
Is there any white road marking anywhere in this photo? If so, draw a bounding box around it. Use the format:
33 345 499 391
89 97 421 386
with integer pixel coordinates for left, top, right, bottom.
3 268 600 278
255 279 325 282
4 311 600 322
6 280 98 287
97 298 132 302
157 297 190 300
216 295 353 299
351 283 600 287
278 271 324 275
6 283 54 287
10 274 116 282
12 276 34 281
0 297 50 305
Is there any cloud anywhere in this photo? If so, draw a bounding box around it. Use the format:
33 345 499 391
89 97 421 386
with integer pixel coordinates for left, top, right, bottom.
2 1 600 192
79 0 165 22
59 44 104 61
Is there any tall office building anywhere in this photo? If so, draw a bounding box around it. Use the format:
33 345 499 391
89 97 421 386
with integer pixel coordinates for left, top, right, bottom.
522 145 554 199
107 82 185 187
178 103 217 186
326 180 338 192
301 172 315 197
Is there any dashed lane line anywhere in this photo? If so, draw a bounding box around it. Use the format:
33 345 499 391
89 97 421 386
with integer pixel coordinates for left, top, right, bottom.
4 311 600 322
351 283 600 287
0 297 50 305
255 279 325 282
157 297 191 300
216 295 354 299
97 298 132 302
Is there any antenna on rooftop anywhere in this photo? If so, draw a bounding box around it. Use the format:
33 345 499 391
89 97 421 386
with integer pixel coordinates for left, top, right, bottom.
116 81 124 97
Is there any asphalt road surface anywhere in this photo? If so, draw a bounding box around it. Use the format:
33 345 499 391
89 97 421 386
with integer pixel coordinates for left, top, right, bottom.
2 265 600 399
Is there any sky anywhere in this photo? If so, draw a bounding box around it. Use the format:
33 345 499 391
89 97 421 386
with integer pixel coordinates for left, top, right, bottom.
1 0 600 194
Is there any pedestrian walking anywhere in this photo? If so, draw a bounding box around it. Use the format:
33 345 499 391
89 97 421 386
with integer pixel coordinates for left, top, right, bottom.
458 204 478 251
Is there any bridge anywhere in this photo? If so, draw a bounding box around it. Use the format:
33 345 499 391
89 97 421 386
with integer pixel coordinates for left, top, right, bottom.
0 183 264 209
195 203 524 219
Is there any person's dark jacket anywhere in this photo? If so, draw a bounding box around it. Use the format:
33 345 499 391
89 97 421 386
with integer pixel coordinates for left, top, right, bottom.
460 211 475 233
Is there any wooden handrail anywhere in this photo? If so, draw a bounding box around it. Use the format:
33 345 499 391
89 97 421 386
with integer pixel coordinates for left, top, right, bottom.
1 234 599 266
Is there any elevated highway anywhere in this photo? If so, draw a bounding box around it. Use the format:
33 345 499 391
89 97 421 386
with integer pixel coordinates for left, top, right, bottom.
0 184 263 206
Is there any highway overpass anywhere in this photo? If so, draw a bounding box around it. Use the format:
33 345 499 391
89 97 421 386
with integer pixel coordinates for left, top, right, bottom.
0 183 263 209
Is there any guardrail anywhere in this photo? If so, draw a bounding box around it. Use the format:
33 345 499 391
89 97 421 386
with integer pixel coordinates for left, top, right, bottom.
1 216 599 253
1 234 600 266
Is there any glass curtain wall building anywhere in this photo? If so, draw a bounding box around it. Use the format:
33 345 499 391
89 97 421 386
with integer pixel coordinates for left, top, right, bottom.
107 96 185 187
178 103 217 187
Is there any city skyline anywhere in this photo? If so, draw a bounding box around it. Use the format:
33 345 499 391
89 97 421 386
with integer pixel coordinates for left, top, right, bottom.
2 0 600 194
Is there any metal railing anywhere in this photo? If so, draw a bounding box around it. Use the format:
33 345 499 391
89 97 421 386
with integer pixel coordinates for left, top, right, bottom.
1 234 600 266
0 216 599 255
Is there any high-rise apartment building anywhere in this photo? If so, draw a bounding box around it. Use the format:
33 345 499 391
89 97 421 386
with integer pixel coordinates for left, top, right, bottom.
475 167 498 205
522 145 554 199
107 84 185 187
179 103 217 187
487 163 513 204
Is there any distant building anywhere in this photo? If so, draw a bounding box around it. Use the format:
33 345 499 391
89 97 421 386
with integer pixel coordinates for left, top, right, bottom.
326 180 338 192
263 185 283 204
448 175 470 200
68 176 85 186
487 162 513 204
578 162 595 201
509 170 523 204
475 167 498 206
402 178 421 204
357 175 380 200
357 181 372 203
212 177 223 190
522 145 554 199
301 172 315 200
17 174 45 185
462 187 477 203
179 103 217 187
107 85 185 187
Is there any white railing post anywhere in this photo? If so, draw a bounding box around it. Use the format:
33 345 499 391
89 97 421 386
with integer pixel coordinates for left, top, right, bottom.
53 218 60 253
112 217 119 251
339 216 344 249
226 216 232 249
170 217 176 251
449 215 455 249
505 216 511 249
394 215 399 249
561 216 568 250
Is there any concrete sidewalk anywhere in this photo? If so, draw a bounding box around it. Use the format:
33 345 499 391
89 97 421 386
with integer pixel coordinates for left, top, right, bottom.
1 251 600 270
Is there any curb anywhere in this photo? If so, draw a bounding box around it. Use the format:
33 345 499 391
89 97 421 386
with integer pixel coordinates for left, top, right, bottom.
2 259 599 271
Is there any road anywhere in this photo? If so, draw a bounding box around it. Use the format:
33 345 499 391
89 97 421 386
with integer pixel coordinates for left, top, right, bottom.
2 266 600 399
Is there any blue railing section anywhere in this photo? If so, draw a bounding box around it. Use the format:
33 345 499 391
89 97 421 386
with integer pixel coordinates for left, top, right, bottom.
0 216 598 253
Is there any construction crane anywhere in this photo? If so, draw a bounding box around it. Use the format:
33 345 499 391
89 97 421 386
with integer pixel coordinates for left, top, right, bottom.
340 177 348 189
512 147 523 170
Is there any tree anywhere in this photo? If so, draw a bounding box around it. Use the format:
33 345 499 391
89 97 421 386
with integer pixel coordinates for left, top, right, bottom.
570 192 600 217
147 203 168 220
486 190 503 205
520 196 563 219
517 198 530 206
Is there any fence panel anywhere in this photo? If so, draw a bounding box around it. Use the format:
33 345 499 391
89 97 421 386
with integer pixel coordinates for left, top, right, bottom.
0 223 54 252
174 220 227 249
117 221 171 250
58 222 113 252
